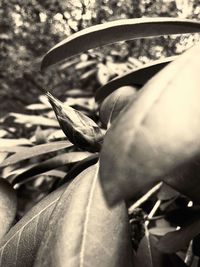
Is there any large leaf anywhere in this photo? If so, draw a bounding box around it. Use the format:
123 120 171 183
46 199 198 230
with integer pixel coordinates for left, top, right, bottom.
11 152 91 185
95 56 176 103
0 141 73 168
41 18 200 70
99 44 200 205
0 179 17 240
46 91 104 152
134 233 187 267
0 184 67 267
34 164 133 267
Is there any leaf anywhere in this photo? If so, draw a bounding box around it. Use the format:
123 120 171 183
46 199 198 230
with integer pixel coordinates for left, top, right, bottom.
26 103 50 111
34 164 133 267
10 113 59 127
46 91 104 152
0 183 66 267
157 183 180 201
0 141 73 168
75 60 96 70
157 218 200 253
0 179 17 240
99 44 200 205
95 56 176 103
11 152 91 185
58 153 99 187
99 86 137 127
41 18 200 70
149 227 176 236
80 68 96 80
134 233 187 267
0 139 32 147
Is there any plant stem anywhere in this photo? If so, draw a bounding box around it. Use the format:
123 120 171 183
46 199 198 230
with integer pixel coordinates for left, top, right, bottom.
128 182 162 214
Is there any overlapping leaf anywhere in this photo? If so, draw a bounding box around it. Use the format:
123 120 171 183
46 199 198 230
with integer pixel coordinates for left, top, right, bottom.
34 164 133 267
0 141 73 168
99 86 137 127
99 44 200 205
95 56 176 103
41 18 200 70
11 151 91 185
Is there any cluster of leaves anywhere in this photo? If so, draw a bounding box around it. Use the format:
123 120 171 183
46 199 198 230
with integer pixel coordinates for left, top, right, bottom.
2 17 200 267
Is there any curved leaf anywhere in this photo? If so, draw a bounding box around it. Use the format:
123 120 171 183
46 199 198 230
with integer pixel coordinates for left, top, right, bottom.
34 164 133 267
99 86 137 127
0 179 17 240
99 44 200 205
0 184 66 267
0 141 73 168
95 56 176 103
41 18 200 70
11 152 91 185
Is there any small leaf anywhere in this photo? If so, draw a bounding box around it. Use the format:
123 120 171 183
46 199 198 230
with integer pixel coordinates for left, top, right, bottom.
75 60 96 70
134 233 187 267
0 183 66 267
157 183 180 201
1 141 73 168
99 86 137 127
11 152 91 185
41 18 200 70
99 44 200 205
46 91 104 152
34 163 133 267
95 56 176 103
0 179 17 240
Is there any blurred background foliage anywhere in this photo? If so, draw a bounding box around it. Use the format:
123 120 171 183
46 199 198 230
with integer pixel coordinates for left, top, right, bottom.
1 0 200 116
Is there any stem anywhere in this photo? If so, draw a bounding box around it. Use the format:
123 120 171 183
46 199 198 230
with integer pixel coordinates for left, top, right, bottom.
184 240 194 266
145 199 161 227
128 182 162 214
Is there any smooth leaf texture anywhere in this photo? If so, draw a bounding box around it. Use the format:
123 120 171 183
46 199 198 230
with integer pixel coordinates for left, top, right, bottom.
134 233 187 267
95 56 176 103
46 91 104 152
11 151 91 185
0 179 17 240
157 217 200 253
0 183 67 267
99 86 137 127
34 164 133 267
99 44 200 205
41 18 200 70
0 141 73 168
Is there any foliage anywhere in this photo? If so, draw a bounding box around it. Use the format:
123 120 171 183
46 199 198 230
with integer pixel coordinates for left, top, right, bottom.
2 5 200 267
